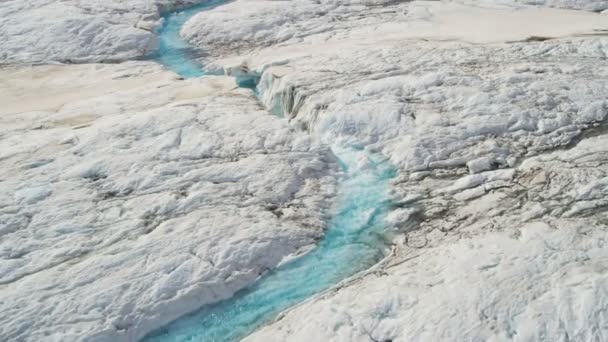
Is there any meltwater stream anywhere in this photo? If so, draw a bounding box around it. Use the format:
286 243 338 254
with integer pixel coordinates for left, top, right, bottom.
153 0 225 78
144 3 397 341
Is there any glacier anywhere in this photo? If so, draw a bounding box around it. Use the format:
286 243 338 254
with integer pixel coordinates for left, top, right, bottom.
1 0 608 341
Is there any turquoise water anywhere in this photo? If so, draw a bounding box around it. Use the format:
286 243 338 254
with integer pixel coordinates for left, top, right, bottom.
143 147 396 342
154 0 262 88
147 3 397 341
154 1 225 78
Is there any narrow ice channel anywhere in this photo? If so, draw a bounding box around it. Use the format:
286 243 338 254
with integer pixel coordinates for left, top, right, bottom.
143 147 395 342
144 3 397 341
153 0 225 78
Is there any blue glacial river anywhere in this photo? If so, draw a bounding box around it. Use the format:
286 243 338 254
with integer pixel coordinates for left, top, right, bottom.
143 3 396 341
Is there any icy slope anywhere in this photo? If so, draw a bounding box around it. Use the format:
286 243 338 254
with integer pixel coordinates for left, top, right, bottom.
182 0 608 57
199 2 608 174
1 0 605 64
0 0 207 64
176 0 608 340
0 63 337 342
246 133 608 341
2 0 608 341
462 0 608 11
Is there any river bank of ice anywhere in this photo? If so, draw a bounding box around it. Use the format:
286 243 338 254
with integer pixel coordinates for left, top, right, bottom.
0 62 338 341
2 0 608 341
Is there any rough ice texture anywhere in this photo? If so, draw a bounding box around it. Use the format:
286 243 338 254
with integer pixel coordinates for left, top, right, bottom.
0 63 337 341
182 0 404 56
199 1 608 170
181 0 608 340
247 223 608 341
246 134 608 341
3 0 608 341
182 0 608 57
468 0 608 11
0 0 208 64
1 0 605 64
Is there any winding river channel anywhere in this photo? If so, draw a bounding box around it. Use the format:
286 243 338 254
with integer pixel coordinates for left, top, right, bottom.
143 2 397 341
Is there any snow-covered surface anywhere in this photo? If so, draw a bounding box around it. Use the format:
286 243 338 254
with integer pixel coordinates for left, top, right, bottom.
4 0 605 65
247 222 608 341
0 63 337 341
2 0 608 341
466 0 608 11
181 0 608 340
0 0 208 64
183 0 608 56
202 1 608 172
247 134 608 341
